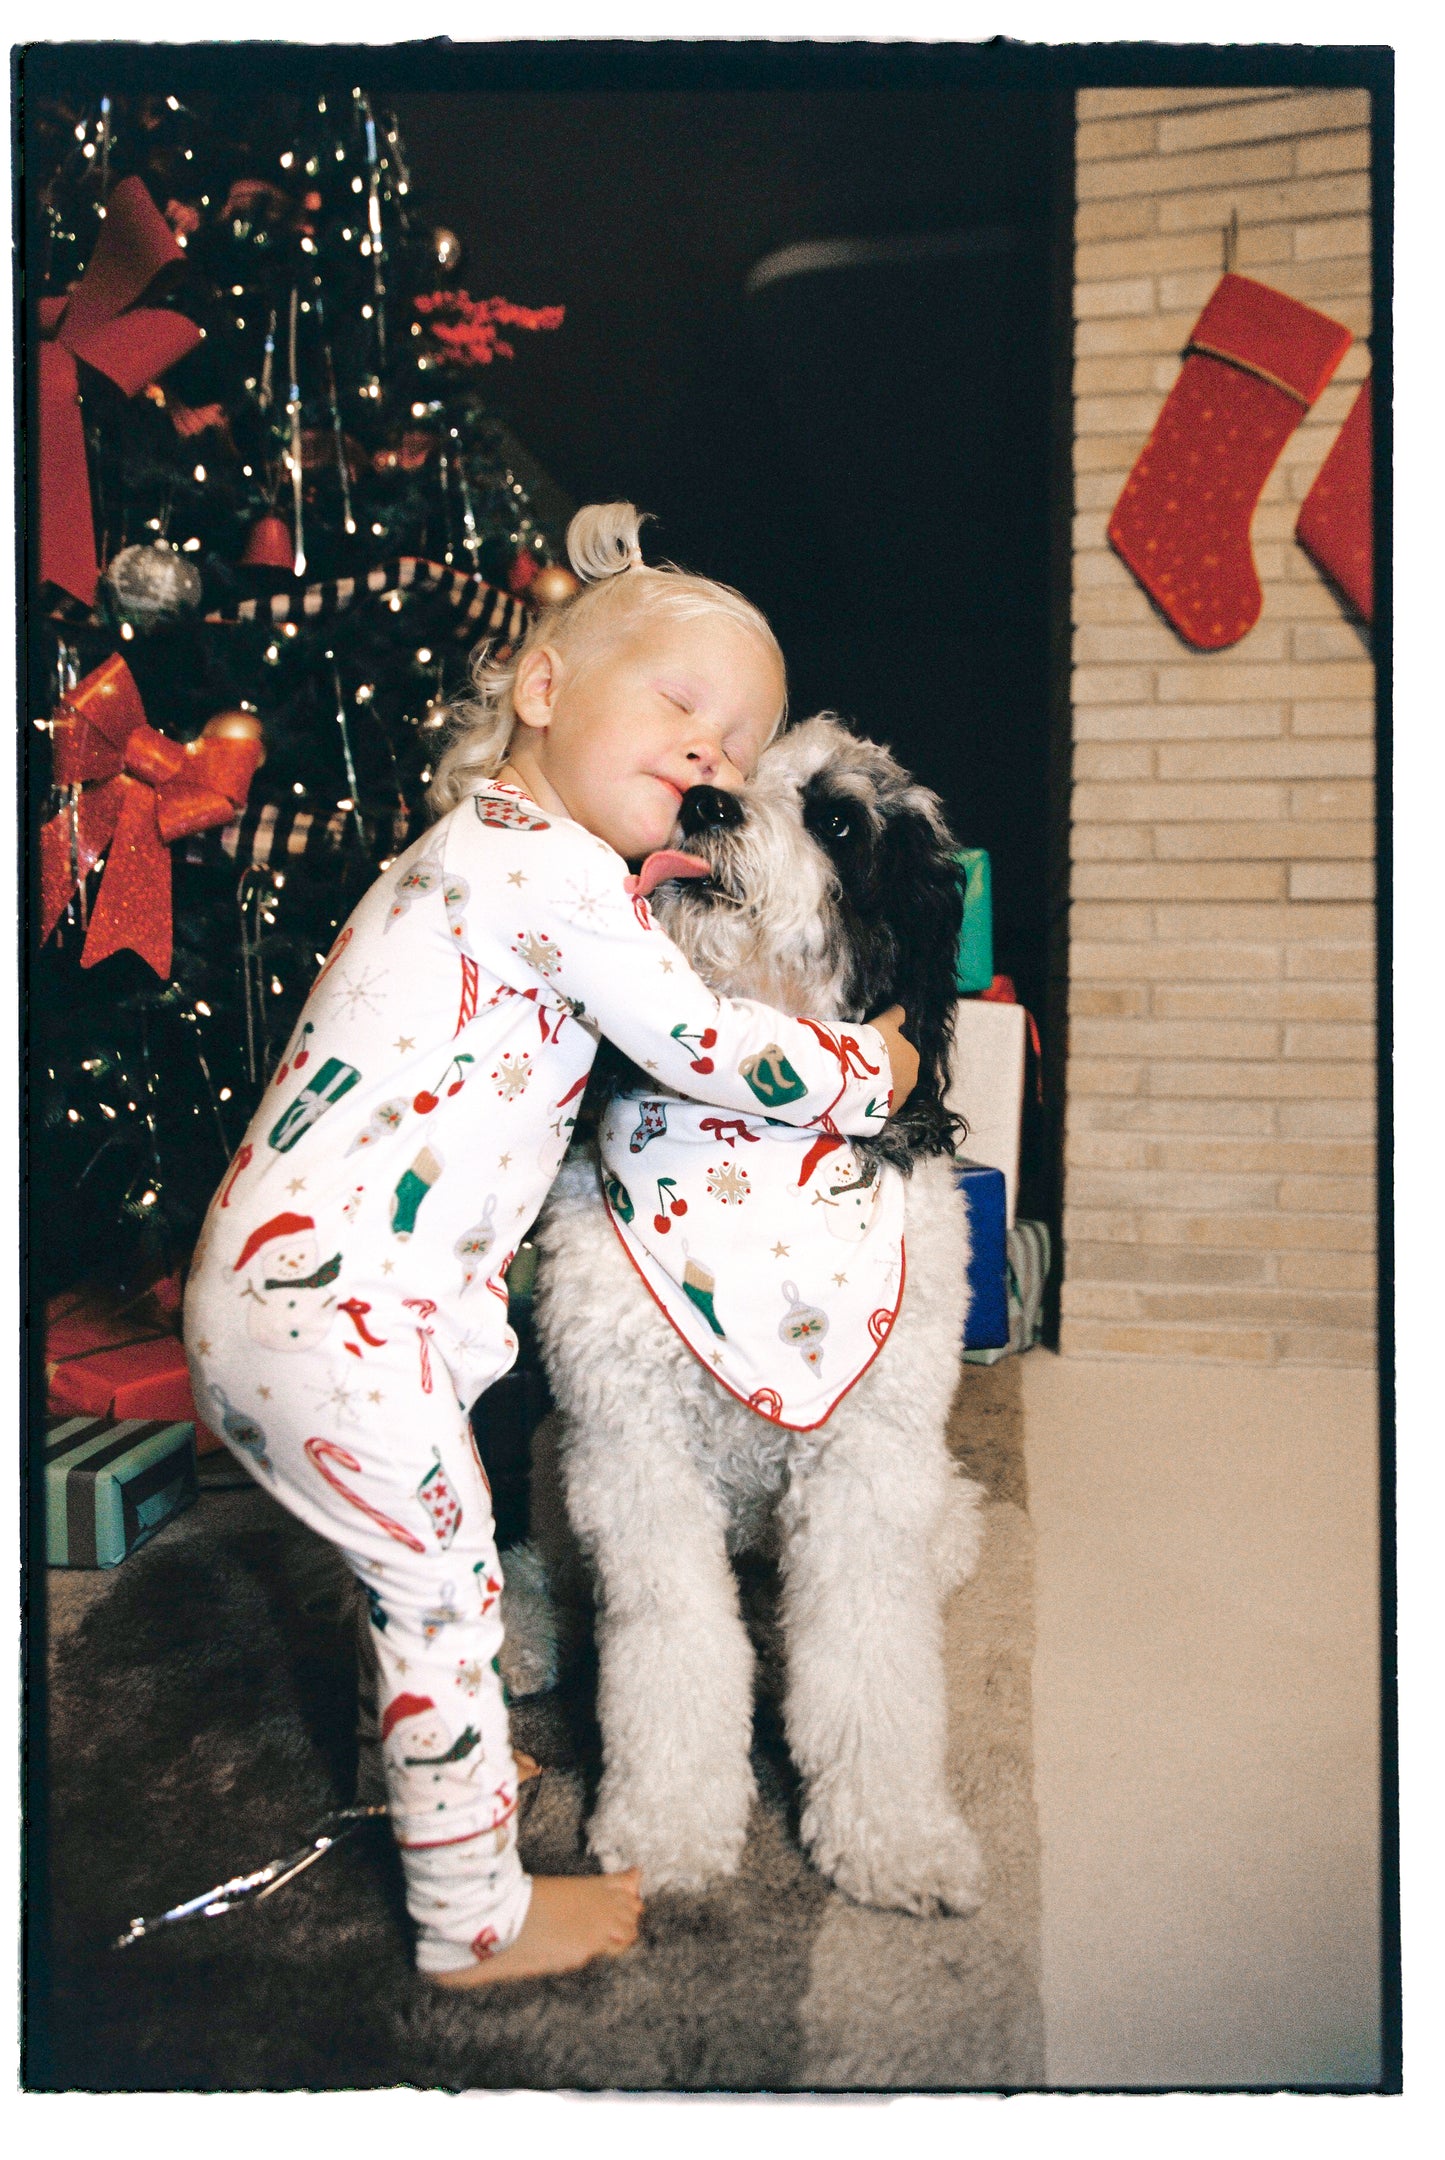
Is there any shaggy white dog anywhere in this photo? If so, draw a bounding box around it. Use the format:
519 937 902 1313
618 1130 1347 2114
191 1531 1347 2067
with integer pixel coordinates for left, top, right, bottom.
529 716 987 1917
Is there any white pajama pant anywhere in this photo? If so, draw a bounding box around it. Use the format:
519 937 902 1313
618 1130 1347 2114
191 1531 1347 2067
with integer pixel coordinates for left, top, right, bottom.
191 1325 531 1975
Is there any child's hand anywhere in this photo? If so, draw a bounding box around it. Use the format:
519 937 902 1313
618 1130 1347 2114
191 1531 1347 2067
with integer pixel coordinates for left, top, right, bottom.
867 1005 919 1111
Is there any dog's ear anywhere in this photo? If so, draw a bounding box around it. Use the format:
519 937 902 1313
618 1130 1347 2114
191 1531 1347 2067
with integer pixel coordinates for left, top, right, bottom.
874 799 964 1159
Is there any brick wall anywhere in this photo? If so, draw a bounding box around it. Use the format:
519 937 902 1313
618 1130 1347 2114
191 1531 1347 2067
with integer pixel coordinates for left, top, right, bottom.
1063 86 1376 1367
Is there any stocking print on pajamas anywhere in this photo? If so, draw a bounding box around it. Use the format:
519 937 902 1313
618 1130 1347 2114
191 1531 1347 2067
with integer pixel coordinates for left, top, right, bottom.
183 779 891 1973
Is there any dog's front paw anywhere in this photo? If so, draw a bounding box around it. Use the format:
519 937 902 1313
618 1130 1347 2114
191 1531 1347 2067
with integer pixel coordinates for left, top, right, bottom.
806 1807 988 1918
587 1777 754 1894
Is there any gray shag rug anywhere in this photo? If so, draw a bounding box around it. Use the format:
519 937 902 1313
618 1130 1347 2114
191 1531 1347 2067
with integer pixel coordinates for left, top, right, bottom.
36 1360 1043 2091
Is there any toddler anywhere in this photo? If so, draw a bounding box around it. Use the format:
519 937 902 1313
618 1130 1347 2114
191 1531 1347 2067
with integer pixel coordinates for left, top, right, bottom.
183 503 918 1987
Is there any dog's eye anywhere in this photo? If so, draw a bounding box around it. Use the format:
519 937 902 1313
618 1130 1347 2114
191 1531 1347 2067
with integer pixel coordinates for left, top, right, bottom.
820 810 852 840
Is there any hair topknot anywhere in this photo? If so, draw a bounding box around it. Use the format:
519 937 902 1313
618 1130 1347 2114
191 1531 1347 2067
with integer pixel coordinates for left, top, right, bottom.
425 500 787 818
565 502 653 583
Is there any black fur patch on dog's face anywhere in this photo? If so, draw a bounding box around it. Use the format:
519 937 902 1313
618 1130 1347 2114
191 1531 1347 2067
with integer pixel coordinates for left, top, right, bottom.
799 768 964 1166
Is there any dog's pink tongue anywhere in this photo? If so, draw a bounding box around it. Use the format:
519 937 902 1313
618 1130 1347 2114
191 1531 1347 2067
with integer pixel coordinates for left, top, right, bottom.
631 849 712 899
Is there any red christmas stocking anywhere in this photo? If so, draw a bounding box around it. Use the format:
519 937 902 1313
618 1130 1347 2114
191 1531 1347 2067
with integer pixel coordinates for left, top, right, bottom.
1295 377 1373 623
1108 273 1353 650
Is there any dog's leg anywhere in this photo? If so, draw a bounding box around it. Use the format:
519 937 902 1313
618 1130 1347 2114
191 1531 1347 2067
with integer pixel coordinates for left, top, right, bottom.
562 1401 758 1891
777 1156 987 1918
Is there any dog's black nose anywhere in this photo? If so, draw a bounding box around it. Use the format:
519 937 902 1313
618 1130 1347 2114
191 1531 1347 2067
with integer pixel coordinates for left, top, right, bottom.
678 785 745 837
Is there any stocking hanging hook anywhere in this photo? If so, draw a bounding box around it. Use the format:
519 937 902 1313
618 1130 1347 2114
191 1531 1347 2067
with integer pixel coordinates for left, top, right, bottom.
1222 207 1239 277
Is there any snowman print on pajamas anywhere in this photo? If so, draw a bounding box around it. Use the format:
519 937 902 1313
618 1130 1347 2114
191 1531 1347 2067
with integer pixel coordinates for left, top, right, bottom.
812 1148 882 1243
233 1212 342 1352
382 1693 484 1793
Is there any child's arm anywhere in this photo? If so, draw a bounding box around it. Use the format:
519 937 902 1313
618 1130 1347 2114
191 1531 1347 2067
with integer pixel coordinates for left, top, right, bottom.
455 808 897 1135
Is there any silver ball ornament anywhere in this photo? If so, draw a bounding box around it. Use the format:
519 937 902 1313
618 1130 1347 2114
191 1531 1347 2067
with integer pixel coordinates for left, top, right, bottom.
103 541 203 630
430 226 463 272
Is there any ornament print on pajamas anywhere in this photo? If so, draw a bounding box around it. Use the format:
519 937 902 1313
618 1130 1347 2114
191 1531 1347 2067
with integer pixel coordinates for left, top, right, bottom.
183 780 891 1972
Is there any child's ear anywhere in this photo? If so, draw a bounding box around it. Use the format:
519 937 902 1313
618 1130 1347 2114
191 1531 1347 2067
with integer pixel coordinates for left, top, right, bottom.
511 644 564 733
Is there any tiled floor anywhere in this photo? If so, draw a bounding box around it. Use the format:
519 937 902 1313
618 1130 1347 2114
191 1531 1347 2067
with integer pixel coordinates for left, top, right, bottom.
1020 1351 1382 2088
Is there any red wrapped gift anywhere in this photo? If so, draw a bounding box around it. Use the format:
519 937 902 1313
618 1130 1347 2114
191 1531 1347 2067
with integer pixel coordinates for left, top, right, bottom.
45 1279 211 1441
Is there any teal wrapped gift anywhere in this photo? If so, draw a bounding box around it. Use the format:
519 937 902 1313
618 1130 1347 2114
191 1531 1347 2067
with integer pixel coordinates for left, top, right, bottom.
954 849 994 994
45 1413 198 1568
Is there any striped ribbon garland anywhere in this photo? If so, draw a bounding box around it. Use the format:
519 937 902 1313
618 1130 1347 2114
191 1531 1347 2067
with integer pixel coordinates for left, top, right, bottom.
202 556 531 644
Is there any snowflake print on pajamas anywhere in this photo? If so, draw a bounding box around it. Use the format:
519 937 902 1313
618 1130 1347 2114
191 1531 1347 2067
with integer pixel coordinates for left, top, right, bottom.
491 1052 532 1100
331 964 389 1022
707 1160 752 1206
511 928 562 979
555 874 619 927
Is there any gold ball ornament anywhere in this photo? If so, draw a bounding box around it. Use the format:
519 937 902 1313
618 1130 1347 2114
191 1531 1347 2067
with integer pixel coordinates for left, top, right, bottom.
528 564 582 610
202 709 267 766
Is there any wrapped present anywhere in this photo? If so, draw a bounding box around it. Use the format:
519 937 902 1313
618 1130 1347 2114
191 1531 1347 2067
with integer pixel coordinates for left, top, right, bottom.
963 1220 1052 1367
953 1157 1009 1352
45 1412 198 1568
946 996 1028 1227
46 1284 198 1427
954 848 994 994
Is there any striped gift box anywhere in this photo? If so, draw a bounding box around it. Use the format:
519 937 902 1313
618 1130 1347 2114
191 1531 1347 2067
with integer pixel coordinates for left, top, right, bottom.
45 1414 198 1568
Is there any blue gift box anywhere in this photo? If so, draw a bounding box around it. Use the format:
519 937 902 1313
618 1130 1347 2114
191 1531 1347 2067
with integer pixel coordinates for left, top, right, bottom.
953 1157 1010 1351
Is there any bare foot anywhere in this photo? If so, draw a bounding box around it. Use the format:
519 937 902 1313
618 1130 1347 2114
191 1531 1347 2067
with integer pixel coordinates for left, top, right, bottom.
428 1870 644 1990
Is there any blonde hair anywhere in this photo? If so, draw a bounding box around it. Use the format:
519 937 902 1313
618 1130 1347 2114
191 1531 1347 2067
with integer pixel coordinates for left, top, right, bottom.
426 502 788 816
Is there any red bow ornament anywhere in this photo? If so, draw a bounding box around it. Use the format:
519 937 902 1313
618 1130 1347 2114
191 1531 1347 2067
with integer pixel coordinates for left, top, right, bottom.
38 176 202 606
39 655 262 977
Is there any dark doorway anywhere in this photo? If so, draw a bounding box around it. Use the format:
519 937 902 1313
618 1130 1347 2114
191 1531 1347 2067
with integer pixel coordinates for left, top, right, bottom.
391 87 1070 1226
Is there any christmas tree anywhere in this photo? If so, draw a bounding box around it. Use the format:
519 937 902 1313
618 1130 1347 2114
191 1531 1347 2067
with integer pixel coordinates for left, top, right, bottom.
28 85 576 1301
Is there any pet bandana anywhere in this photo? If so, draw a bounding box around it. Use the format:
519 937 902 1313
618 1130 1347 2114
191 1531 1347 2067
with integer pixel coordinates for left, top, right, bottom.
599 1095 906 1430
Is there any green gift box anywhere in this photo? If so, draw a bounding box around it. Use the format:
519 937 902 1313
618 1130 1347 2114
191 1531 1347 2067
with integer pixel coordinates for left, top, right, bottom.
954 849 994 994
45 1413 198 1568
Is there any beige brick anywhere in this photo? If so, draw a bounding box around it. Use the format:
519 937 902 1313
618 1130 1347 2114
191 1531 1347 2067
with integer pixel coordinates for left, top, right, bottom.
1068 1167 1280 1210
1065 1240 1272 1285
1295 128 1371 176
1074 585 1161 626
1156 661 1375 703
1076 230 1229 282
1284 943 1376 980
1076 113 1161 161
1072 984 1150 1019
1235 225 1296 272
1277 1250 1376 1290
1289 863 1376 901
1074 743 1156 781
1277 1174 1376 1212
1063 1207 1142 1244
1150 356 1185 393
1292 622 1373 662
1068 1097 1278 1140
1139 1286 1376 1330
1277 1098 1377 1138
1068 1060 1145 1098
1279 1328 1376 1367
1291 701 1375 737
1071 863 1286 902
1074 434 1153 473
1072 941 1282 982
1152 982 1374 1024
1077 88 1286 119
1070 1131 1373 1178
1296 215 1371 261
1133 1209 1375 1252
1156 738 1373 780
1076 197 1162 243
1060 1318 1277 1362
1075 544 1140 585
1073 665 1153 705
1072 624 1201 665
1148 1061 1374 1101
1069 902 1155 940
1075 311 1200 357
1155 902 1372 939
1076 277 1157 319
1283 1023 1376 1060
1070 824 1154 862
1158 268 1224 312
1073 512 1112 551
1074 780 1286 822
1061 1282 1146 1321
1075 1018 1281 1060
1154 820 1373 861
1074 391 1172 437
1259 259 1373 308
1074 702 1285 743
1073 352 1162 394
1156 169 1369 233
1156 90 1371 155
1075 137 1299 202
1290 781 1375 820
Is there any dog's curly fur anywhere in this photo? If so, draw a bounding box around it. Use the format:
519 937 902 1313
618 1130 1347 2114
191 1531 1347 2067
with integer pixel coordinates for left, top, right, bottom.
530 716 988 1917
